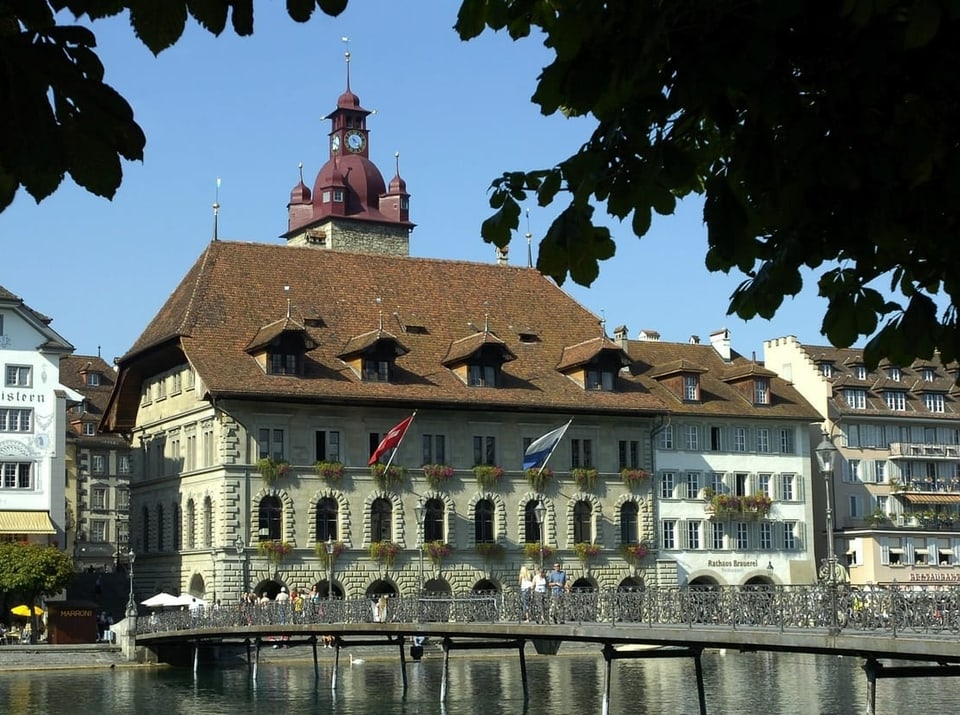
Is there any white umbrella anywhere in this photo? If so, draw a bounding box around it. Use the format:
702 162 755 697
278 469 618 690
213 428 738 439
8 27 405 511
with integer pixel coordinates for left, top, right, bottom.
140 592 186 608
176 595 206 608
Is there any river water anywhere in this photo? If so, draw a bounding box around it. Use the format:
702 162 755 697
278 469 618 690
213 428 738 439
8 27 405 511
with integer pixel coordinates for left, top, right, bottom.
0 647 956 714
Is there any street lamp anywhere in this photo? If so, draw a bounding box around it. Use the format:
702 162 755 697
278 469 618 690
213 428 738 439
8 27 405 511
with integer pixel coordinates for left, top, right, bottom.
115 513 122 572
325 535 335 602
815 431 840 633
534 500 547 569
414 498 425 597
234 535 246 596
124 548 136 618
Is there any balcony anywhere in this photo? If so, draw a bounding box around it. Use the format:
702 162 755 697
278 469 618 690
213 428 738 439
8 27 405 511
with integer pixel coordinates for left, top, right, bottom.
889 442 960 460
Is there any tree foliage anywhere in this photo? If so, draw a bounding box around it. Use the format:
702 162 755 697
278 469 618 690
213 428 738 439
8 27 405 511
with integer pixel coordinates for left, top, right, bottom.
456 0 960 370
0 542 74 642
4 1 960 369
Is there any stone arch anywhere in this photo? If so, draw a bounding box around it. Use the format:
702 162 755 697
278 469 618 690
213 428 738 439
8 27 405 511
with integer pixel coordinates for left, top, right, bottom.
465 491 507 546
307 488 352 549
472 577 501 594
419 490 456 544
612 492 647 546
564 491 604 548
516 491 550 545
688 572 725 587
250 486 297 546
361 490 406 547
187 572 205 598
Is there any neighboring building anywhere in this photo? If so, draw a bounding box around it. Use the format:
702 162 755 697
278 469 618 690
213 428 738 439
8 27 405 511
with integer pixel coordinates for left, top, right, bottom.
620 328 822 586
0 286 78 547
61 355 133 572
765 336 960 587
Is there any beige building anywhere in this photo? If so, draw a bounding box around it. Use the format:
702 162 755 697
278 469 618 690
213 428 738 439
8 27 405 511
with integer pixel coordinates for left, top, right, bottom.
765 336 960 586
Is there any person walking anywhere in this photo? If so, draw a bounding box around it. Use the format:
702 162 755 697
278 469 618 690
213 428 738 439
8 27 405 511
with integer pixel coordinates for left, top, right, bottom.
519 566 534 622
547 561 568 623
532 568 548 623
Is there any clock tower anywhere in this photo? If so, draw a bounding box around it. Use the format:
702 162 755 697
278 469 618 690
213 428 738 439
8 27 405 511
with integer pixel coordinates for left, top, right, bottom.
284 50 413 255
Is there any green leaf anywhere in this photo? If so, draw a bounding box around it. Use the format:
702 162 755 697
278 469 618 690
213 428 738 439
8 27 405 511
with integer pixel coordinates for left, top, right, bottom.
229 0 255 36
317 0 349 17
286 0 317 23
186 0 229 35
480 197 521 247
129 0 189 55
905 0 941 48
455 0 490 39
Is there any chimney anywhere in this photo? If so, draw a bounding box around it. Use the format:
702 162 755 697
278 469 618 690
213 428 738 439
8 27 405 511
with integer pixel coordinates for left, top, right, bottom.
495 245 509 266
613 325 628 345
710 328 731 361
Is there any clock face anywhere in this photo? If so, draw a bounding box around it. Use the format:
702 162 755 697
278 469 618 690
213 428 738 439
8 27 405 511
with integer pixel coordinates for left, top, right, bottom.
331 134 341 152
345 130 366 153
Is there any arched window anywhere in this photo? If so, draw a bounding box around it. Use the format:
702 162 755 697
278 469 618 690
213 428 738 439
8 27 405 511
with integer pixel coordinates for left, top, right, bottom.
185 499 196 549
258 496 282 541
424 498 444 542
573 500 592 543
172 502 181 550
524 500 543 542
620 501 639 544
141 506 149 553
475 499 494 543
203 496 213 547
316 497 338 541
157 504 165 552
371 497 392 542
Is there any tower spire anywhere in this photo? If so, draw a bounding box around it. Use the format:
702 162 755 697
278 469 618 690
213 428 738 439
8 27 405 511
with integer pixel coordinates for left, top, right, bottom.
212 177 221 241
525 208 533 268
342 36 351 90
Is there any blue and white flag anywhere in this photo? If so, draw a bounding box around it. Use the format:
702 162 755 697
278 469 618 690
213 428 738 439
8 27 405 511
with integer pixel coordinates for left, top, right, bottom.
523 421 572 471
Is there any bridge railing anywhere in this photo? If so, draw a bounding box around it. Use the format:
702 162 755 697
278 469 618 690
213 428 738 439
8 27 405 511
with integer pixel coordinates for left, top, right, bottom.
135 584 960 639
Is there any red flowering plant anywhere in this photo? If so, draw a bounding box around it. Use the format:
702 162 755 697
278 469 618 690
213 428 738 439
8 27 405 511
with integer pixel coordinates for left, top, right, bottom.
423 540 453 566
314 461 344 482
742 493 773 517
314 540 345 567
619 543 649 566
368 540 401 567
473 464 504 489
573 542 602 563
523 541 555 561
370 463 406 490
422 464 455 490
525 467 553 492
620 467 651 488
474 542 505 562
258 539 293 564
257 457 291 485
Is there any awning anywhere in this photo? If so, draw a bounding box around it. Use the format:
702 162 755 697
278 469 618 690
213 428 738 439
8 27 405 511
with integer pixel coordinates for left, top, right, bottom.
903 493 960 504
0 511 56 534
889 547 904 554
940 549 953 554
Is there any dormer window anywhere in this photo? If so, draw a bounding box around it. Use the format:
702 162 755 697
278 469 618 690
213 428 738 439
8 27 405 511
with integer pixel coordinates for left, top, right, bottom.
85 372 101 387
468 363 498 387
884 390 906 411
443 331 515 388
363 358 390 382
924 393 945 413
754 377 770 405
683 374 700 401
855 366 868 380
922 367 936 382
247 317 315 377
82 422 96 436
269 352 299 375
819 363 833 378
888 366 901 382
586 368 615 391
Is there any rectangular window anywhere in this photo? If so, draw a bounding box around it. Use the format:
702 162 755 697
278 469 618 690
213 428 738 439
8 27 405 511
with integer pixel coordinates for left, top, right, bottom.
759 522 772 550
362 359 390 382
1 463 32 489
737 522 750 550
570 439 594 468
888 366 901 382
269 353 298 375
422 434 446 465
201 421 214 467
683 375 699 401
758 473 772 498
119 455 131 475
849 495 863 518
779 428 795 454
0 408 31 432
185 433 196 471
846 459 861 483
82 422 95 436
91 520 107 543
156 376 166 399
658 425 673 450
884 391 906 411
468 364 497 387
820 363 833 378
258 428 285 461
754 378 769 405
756 428 770 453
117 489 130 510
315 430 341 462
780 473 795 501
586 368 614 391
618 440 640 470
473 435 496 465
925 393 945 413
735 472 748 497
782 522 797 550
710 472 725 494
170 372 181 394
4 365 31 387
875 461 886 484
733 427 747 452
91 454 105 474
683 425 699 450
855 366 867 380
711 522 724 550
91 486 106 510
844 389 867 409
710 426 722 451
661 519 676 550
660 472 676 499
686 521 701 550
685 472 700 499
85 372 102 387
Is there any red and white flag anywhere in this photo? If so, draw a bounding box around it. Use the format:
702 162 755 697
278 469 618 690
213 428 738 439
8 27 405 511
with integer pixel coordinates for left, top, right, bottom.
368 414 416 465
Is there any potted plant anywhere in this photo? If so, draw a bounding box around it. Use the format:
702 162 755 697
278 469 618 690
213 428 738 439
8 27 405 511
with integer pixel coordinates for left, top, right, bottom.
742 493 773 518
619 542 649 566
620 467 650 488
258 539 293 565
368 540 401 568
257 457 291 485
473 464 504 489
523 541 555 562
474 542 505 562
867 508 888 527
315 539 345 567
424 540 452 566
525 467 553 492
314 460 344 482
573 542 602 563
370 463 406 490
422 464 455 490
571 467 599 491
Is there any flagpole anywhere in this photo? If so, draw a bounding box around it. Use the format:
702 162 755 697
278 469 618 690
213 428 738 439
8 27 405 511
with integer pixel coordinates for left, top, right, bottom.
382 410 417 471
536 418 573 476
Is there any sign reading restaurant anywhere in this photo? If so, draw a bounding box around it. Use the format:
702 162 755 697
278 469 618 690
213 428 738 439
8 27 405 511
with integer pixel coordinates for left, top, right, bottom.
909 572 960 583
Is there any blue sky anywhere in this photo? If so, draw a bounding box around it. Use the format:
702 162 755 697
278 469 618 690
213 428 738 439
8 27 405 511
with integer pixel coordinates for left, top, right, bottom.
1 3 833 364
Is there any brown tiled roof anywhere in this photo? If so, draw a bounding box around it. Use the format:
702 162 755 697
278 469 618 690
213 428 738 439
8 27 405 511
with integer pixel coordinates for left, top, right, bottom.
103 242 668 430
60 355 129 447
626 340 820 419
246 317 313 352
555 337 629 371
441 330 516 366
338 328 409 359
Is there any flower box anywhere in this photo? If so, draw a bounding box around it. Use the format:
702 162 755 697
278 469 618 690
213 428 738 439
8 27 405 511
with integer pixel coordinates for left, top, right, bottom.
525 467 553 492
314 540 345 567
571 467 598 491
368 540 401 567
258 539 293 564
707 492 772 520
370 463 406 490
523 541 555 561
424 540 453 565
473 465 504 489
257 457 291 484
573 542 602 562
422 464 455 490
474 542 505 562
620 468 650 488
619 542 648 565
314 460 344 482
